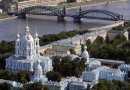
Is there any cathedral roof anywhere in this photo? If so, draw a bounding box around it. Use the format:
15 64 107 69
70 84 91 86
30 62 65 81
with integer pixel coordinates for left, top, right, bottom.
21 34 34 42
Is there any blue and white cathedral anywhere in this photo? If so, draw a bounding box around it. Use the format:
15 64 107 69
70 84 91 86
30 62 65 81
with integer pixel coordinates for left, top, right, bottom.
5 23 53 73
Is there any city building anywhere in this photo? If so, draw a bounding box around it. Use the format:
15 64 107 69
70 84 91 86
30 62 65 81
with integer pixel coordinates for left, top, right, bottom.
107 30 129 41
118 64 130 72
45 77 87 90
45 42 82 55
45 48 70 55
5 22 53 73
81 45 127 84
40 29 129 56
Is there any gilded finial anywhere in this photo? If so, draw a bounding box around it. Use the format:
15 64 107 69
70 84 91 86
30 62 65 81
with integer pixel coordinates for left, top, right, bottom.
25 18 30 35
35 27 38 38
16 27 20 39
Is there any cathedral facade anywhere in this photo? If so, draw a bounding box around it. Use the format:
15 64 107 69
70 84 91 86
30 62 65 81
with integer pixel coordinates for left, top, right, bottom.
5 23 53 73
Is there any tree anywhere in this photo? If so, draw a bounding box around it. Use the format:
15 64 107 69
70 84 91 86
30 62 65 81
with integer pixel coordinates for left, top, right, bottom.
0 82 13 90
111 35 127 46
86 39 91 48
94 36 104 44
23 82 50 90
53 55 86 77
73 66 80 77
16 71 32 83
0 0 11 10
112 24 124 31
69 48 76 54
92 80 130 90
125 57 130 64
46 71 61 82
123 22 130 28
87 84 91 90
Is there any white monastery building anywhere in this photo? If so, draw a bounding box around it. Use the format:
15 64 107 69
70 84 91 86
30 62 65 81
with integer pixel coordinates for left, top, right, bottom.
5 22 53 73
81 45 127 84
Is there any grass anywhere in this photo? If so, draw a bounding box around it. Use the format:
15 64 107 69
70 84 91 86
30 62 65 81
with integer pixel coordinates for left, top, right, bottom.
0 13 11 19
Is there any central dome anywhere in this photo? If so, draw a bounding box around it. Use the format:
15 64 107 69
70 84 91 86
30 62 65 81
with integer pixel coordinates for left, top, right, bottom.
21 34 34 42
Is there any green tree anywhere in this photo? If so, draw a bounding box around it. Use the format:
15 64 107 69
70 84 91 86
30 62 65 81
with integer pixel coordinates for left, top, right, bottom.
111 35 127 46
0 82 13 90
0 0 11 10
46 71 61 82
87 84 91 90
112 24 124 30
94 36 104 44
69 48 76 54
23 82 50 90
16 71 32 83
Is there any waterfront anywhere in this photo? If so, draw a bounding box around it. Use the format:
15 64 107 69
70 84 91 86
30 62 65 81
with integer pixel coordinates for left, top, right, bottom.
0 0 130 41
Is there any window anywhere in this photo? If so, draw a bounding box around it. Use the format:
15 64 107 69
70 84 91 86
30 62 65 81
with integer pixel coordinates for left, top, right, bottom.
17 43 19 46
18 50 19 54
28 44 30 48
23 50 24 55
29 51 31 56
36 49 38 54
36 42 38 45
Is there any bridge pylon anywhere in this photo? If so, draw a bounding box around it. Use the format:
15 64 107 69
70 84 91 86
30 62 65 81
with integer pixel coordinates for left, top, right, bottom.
18 14 26 18
57 16 65 21
79 6 82 15
62 6 66 15
74 17 81 22
73 12 81 22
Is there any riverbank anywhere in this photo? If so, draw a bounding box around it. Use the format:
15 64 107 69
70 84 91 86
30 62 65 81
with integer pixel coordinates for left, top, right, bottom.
88 21 124 31
56 0 127 9
0 16 17 22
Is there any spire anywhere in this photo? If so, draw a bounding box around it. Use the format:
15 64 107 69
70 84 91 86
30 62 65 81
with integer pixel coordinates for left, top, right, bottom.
34 27 38 38
16 28 20 40
25 18 30 35
83 45 87 50
81 45 89 63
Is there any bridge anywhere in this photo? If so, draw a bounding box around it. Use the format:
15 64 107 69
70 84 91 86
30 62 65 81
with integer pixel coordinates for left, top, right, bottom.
9 6 123 22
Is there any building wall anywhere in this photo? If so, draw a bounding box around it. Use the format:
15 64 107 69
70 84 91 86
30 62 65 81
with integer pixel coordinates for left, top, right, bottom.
87 33 107 43
107 30 129 41
45 49 70 55
107 33 116 41
52 45 81 55
82 71 96 82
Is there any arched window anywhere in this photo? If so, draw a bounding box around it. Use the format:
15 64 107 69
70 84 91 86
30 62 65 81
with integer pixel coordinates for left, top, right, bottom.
23 50 24 55
36 42 38 45
29 51 31 56
28 44 30 48
17 43 19 46
36 49 38 54
18 50 19 54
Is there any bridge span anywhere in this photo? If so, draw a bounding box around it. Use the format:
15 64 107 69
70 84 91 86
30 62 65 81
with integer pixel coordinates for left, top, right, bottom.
8 6 124 22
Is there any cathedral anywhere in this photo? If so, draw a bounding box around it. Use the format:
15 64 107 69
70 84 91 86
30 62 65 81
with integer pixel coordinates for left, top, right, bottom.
5 22 53 73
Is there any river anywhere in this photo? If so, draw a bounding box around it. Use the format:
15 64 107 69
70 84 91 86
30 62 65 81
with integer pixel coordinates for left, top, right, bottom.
0 0 130 41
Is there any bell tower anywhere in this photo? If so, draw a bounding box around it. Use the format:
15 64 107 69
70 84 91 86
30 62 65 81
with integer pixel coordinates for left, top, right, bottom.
34 28 40 55
15 29 20 57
